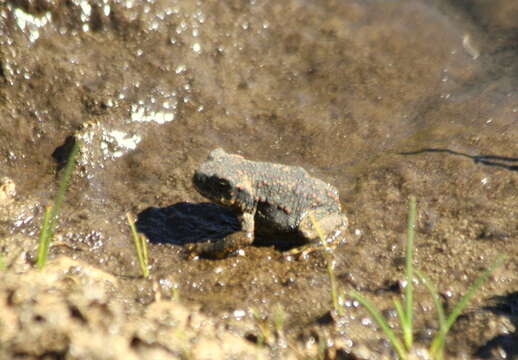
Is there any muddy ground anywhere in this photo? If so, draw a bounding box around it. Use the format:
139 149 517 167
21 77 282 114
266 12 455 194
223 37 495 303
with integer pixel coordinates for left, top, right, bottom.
0 0 517 359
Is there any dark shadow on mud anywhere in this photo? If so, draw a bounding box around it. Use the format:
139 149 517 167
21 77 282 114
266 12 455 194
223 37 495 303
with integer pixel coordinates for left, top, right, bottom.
475 292 518 359
135 202 304 252
400 149 518 171
136 202 240 246
52 136 78 171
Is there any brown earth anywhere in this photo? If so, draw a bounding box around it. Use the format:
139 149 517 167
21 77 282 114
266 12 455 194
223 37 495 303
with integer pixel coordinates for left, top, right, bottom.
0 0 517 359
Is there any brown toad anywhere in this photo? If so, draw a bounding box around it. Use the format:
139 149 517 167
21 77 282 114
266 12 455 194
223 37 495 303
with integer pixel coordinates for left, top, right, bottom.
188 148 348 257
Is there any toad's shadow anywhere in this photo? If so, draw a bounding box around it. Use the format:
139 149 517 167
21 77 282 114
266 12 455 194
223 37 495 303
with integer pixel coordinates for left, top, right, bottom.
136 202 240 246
475 292 518 358
136 202 303 250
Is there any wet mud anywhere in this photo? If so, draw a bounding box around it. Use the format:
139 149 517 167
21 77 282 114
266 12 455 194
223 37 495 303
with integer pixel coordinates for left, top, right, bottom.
0 0 517 358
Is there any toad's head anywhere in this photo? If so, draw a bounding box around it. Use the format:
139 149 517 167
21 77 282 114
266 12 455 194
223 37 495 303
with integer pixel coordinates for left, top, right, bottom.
193 149 249 209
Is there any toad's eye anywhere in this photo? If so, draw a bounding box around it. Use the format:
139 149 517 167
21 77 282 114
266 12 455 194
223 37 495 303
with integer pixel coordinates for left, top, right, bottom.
215 179 229 190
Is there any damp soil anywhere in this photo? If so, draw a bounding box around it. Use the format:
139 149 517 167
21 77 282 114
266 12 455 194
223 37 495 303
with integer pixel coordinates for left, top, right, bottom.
0 0 517 359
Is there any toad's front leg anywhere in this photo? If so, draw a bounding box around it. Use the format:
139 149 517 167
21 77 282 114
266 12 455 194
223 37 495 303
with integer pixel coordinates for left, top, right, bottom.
185 211 256 259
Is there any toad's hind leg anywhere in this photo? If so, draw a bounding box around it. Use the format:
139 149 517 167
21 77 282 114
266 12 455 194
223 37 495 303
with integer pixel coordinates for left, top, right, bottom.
286 209 348 258
185 212 255 259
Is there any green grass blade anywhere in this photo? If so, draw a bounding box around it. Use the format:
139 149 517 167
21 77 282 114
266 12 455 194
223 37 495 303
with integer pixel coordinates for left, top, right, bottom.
416 269 446 360
171 286 180 301
127 213 149 278
393 298 406 324
394 297 413 353
0 249 5 270
140 234 148 266
350 290 407 360
36 205 53 269
273 303 286 334
309 213 325 245
140 234 149 277
429 255 506 357
393 298 410 348
310 213 345 316
250 307 268 347
430 336 445 360
327 261 344 316
415 270 446 332
48 139 80 227
443 256 505 331
36 139 80 270
317 333 327 360
403 196 416 349
127 213 143 268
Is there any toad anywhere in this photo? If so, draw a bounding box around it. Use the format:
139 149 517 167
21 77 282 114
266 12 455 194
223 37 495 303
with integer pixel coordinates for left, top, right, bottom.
188 149 348 258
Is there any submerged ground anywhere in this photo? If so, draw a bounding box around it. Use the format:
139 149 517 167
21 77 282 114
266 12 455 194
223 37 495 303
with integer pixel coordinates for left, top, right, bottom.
0 0 517 358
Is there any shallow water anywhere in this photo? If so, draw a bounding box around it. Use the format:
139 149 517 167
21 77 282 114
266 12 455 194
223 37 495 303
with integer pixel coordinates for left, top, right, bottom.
0 0 517 358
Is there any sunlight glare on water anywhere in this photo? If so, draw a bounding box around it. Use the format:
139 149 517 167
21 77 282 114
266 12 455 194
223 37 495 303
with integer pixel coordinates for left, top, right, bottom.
13 7 52 42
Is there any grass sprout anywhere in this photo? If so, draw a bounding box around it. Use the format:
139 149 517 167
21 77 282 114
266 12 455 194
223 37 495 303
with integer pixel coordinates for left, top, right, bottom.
250 307 271 347
417 255 505 359
349 196 504 359
350 290 407 358
317 333 327 360
250 304 287 348
126 212 149 278
272 303 286 336
36 206 53 269
0 252 5 271
309 213 346 316
327 260 345 316
36 139 80 270
171 286 180 301
401 195 416 349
